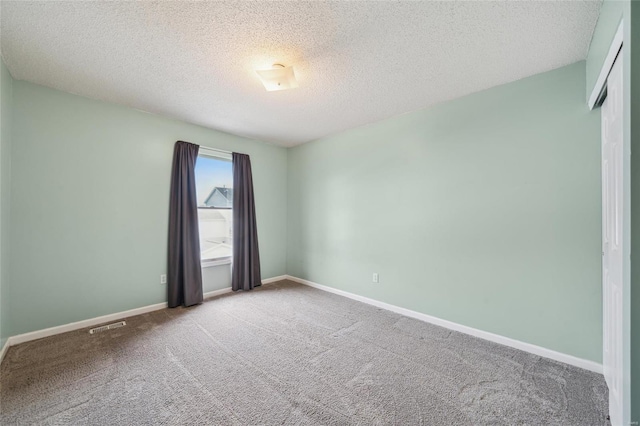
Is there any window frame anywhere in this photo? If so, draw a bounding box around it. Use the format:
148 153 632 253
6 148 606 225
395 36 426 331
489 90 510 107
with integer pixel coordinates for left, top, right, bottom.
196 147 233 268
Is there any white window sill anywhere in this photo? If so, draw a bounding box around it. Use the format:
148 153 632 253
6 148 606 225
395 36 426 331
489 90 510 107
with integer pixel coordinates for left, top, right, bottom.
201 257 232 268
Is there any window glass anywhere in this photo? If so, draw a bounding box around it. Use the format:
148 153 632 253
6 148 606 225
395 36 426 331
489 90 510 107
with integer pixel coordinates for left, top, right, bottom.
195 155 233 261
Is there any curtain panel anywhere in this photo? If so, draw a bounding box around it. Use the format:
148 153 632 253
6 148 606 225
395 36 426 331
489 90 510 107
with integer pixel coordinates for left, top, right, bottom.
168 141 203 307
231 152 262 291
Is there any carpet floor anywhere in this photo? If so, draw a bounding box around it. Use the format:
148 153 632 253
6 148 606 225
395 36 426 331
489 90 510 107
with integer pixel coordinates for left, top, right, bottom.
1 280 608 425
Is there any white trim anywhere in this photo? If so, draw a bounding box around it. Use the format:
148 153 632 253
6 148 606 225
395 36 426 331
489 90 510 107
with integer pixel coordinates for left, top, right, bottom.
201 257 232 268
2 273 600 375
198 146 232 160
0 339 9 366
0 275 286 365
7 302 168 347
285 275 603 374
203 287 233 299
261 275 288 284
588 19 624 110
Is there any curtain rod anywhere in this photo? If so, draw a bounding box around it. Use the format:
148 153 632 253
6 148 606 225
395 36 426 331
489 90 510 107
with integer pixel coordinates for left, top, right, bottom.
178 142 243 157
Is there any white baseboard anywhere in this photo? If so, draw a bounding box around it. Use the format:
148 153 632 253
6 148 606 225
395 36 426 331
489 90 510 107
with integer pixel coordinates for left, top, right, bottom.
0 275 287 365
7 302 169 348
261 275 288 285
0 338 9 366
203 287 232 300
2 273 601 376
284 275 603 374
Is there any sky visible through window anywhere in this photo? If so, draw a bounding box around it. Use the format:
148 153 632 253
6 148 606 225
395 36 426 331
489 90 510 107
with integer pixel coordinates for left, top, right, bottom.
195 155 233 260
195 155 233 205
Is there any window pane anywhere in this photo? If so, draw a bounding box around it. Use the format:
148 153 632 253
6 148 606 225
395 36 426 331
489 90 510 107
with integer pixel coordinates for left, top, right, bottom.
195 156 233 206
195 155 233 261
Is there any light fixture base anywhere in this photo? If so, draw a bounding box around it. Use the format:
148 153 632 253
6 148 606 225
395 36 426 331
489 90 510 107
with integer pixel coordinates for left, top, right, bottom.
256 64 298 91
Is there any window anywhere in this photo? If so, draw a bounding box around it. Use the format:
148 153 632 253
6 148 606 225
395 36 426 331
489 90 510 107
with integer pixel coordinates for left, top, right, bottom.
195 150 233 264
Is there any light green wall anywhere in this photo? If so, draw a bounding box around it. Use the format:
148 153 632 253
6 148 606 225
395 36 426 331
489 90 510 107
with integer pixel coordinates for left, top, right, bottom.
287 62 602 363
586 0 624 101
7 81 287 336
0 58 12 349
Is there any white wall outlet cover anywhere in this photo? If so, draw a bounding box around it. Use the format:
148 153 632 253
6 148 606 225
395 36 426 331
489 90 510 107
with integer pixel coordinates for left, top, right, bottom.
160 274 167 284
373 273 379 283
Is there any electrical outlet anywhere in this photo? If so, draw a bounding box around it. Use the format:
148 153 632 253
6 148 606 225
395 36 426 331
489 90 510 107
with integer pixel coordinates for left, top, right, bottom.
372 273 379 283
160 274 167 284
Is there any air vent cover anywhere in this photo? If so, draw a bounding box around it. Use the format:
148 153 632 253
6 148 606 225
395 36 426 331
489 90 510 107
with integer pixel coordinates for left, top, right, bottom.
89 321 126 334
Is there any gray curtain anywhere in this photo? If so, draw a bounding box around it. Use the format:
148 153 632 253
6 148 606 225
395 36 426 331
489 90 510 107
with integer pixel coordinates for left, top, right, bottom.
168 141 203 307
232 152 262 291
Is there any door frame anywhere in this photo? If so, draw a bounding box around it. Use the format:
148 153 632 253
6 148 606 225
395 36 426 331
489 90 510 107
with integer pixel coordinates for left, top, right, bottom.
588 18 630 426
589 20 623 110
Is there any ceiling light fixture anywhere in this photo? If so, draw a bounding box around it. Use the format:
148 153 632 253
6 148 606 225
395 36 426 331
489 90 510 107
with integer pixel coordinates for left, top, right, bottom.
256 64 298 92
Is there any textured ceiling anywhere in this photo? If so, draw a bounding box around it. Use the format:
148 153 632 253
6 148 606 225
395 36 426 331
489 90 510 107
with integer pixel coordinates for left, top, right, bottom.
0 1 602 147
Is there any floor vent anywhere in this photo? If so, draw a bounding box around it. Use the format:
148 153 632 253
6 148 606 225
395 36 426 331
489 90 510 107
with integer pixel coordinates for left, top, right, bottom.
89 321 126 334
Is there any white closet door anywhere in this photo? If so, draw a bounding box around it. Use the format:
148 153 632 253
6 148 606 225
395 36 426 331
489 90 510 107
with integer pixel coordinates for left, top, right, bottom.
601 50 624 426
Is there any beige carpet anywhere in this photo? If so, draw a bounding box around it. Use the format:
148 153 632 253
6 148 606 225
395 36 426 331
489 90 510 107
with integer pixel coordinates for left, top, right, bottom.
1 280 608 425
